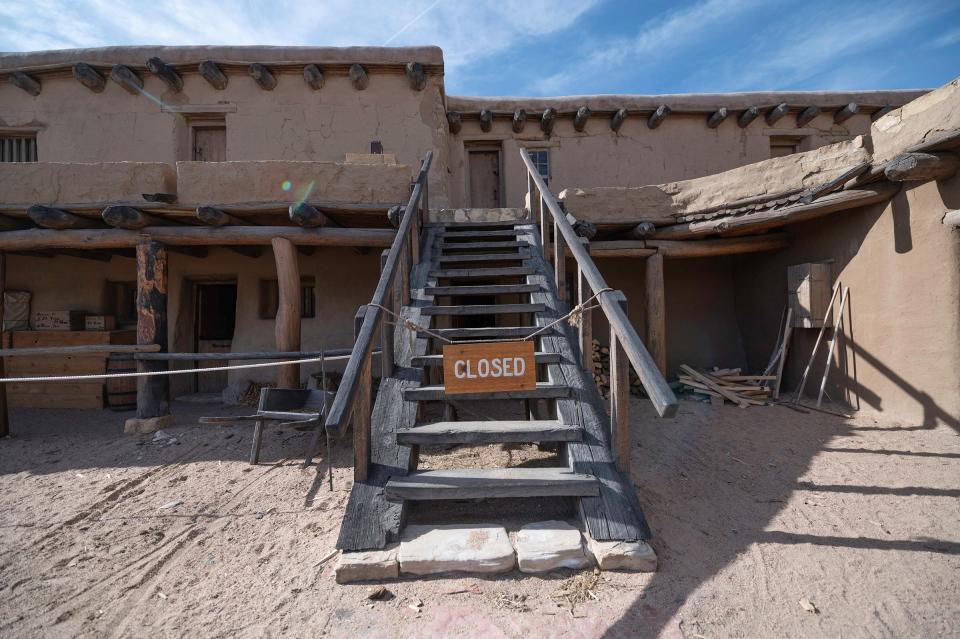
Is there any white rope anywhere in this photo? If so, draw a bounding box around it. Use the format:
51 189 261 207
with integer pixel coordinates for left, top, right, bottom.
0 354 355 384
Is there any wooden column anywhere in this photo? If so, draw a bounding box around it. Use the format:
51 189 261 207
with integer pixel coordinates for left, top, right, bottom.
577 238 593 371
135 240 170 421
353 305 371 481
272 237 301 388
645 252 667 375
554 221 566 301
0 253 8 438
380 250 395 377
609 290 630 472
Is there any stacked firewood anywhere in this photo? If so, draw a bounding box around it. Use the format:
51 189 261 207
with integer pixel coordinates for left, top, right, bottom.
590 339 646 398
678 364 774 407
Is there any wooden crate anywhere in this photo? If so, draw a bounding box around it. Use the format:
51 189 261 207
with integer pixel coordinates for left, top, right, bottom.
787 263 833 329
85 315 117 331
7 330 136 409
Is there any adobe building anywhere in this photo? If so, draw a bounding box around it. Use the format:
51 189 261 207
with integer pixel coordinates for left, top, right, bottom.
0 44 956 437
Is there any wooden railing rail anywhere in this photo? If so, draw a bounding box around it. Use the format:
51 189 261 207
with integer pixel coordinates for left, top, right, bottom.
520 149 678 436
324 151 433 480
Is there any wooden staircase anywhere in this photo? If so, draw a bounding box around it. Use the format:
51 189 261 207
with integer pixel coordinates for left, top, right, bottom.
335 216 655 551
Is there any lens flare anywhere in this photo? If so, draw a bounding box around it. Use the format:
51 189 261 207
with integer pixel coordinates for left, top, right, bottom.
281 180 292 191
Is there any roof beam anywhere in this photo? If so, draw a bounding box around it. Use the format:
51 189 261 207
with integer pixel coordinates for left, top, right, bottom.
833 102 858 124
405 62 426 91
146 57 183 92
647 104 670 129
706 107 728 128
796 105 820 127
512 109 526 133
199 60 228 90
766 103 789 125
289 202 331 227
27 204 102 230
110 64 143 95
611 108 628 132
9 71 40 96
303 64 324 90
446 111 461 134
541 108 556 135
737 106 759 128
73 63 106 92
884 152 960 182
574 106 591 132
479 109 493 132
248 63 277 90
349 63 369 90
102 205 173 229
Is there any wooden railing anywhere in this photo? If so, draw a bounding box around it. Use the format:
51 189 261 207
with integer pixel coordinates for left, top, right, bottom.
520 149 678 451
324 151 432 480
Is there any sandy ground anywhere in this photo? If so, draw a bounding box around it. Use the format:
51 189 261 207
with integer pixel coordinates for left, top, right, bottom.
0 396 958 638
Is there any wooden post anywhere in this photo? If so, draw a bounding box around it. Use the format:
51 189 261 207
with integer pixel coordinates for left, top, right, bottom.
645 252 667 375
817 287 849 407
272 237 301 388
539 196 549 259
554 221 566 301
352 305 371 481
609 290 630 472
409 201 420 265
0 253 8 438
773 308 793 400
380 250 395 378
134 240 170 424
399 240 411 306
577 238 593 371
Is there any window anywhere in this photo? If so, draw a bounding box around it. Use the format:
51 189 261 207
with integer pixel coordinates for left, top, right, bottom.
104 281 137 328
258 278 316 319
0 134 38 162
528 149 550 183
770 135 804 158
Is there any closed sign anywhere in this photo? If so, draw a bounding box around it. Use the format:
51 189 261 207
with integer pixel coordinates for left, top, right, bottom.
442 341 537 395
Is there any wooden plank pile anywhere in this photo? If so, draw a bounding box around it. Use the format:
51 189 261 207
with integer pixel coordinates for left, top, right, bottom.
677 364 775 408
589 339 646 398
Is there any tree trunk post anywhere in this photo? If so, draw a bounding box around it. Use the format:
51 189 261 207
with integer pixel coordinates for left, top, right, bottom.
126 240 171 433
609 290 630 472
645 252 667 375
272 237 301 388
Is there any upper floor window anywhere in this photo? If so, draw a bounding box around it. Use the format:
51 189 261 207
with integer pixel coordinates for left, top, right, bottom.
528 149 550 183
1 134 38 162
258 277 316 319
770 135 804 159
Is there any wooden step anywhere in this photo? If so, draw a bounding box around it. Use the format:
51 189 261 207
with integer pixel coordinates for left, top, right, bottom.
411 352 561 367
397 420 581 445
437 240 531 250
421 303 545 316
436 252 528 264
385 468 599 500
438 220 524 230
424 283 540 296
438 229 521 239
403 382 571 401
417 326 546 339
430 266 534 279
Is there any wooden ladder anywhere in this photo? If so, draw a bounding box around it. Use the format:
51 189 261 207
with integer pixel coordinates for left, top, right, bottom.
335 217 652 551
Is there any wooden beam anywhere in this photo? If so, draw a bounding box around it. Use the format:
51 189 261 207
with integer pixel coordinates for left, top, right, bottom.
198 60 228 90
943 210 960 228
609 290 630 471
110 64 143 95
574 106 591 132
145 57 183 91
479 109 493 132
629 221 656 239
0 215 32 231
0 226 395 251
405 62 426 90
272 237 301 388
102 205 172 229
135 239 170 421
512 109 526 133
871 105 893 121
303 64 324 90
706 107 728 128
647 234 788 257
289 201 331 227
645 252 666 375
833 102 858 124
248 63 277 90
195 205 245 226
27 204 101 230
0 253 8 437
647 104 670 129
884 152 960 182
349 63 369 90
611 108 628 132
652 185 899 239
766 102 789 125
541 107 557 135
386 204 402 229
796 105 820 127
572 241 656 258
737 106 759 128
9 71 40 96
446 111 461 134
72 62 106 92
799 162 871 204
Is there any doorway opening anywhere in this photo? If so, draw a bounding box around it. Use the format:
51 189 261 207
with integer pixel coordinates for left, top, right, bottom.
466 143 503 208
194 281 237 393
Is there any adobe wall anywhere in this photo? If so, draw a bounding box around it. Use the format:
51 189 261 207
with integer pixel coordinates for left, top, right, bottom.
5 247 381 397
732 178 960 428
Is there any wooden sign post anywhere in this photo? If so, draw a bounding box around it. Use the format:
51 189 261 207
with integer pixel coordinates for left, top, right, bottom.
442 341 537 395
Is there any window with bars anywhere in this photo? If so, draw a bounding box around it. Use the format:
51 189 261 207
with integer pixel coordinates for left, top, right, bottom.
528 149 550 184
258 278 316 319
0 135 38 162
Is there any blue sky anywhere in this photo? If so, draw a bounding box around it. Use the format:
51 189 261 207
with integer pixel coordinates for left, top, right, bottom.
1 0 957 96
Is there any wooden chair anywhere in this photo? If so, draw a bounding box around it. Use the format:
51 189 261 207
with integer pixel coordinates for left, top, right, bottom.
200 388 330 466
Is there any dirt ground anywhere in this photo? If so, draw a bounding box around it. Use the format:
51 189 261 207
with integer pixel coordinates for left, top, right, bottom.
0 396 957 638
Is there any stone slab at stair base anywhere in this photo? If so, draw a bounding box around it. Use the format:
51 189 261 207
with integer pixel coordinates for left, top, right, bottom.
399 524 515 576
515 520 590 573
124 415 174 435
334 547 399 584
586 535 658 572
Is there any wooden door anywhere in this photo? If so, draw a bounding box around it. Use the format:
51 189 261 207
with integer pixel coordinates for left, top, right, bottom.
193 126 226 161
195 283 236 393
468 150 501 207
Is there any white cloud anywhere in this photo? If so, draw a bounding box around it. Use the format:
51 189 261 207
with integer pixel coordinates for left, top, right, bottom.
932 26 960 48
0 0 598 77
